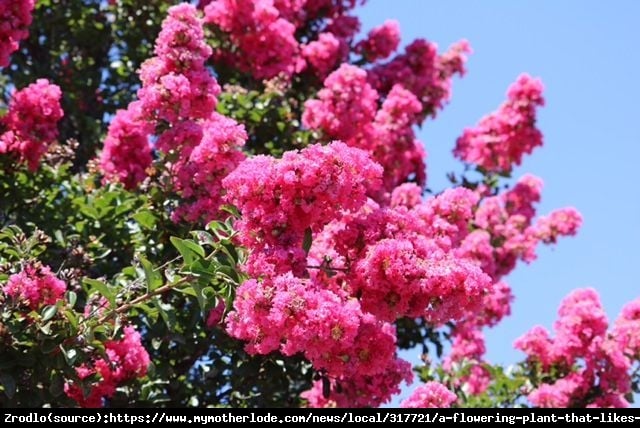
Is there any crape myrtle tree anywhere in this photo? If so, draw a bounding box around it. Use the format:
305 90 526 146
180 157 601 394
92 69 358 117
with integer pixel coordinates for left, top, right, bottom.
0 0 639 408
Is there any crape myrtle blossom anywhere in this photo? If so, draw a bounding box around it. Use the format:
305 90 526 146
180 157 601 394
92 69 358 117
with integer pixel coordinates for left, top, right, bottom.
401 381 457 408
0 79 64 170
99 4 245 223
369 39 471 119
302 65 426 193
64 327 150 408
515 289 639 408
2 264 66 310
454 74 544 174
0 0 35 67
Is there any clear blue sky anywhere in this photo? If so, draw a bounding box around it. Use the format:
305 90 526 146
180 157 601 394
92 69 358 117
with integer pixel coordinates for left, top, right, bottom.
358 0 640 401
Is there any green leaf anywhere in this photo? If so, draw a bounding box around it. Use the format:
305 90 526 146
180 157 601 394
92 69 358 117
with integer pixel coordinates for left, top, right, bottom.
140 255 163 292
303 227 313 255
79 204 100 220
170 236 205 266
41 305 58 322
83 278 116 307
133 210 157 230
190 280 215 314
63 310 79 330
219 204 240 218
60 346 78 366
66 291 77 308
0 374 16 399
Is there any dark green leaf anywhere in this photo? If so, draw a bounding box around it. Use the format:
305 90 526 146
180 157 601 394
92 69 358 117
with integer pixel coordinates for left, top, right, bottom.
140 255 163 292
303 227 313 255
83 278 116 307
170 236 205 266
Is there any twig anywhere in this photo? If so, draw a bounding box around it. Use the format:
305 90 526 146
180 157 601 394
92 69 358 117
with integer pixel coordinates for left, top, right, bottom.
96 276 191 324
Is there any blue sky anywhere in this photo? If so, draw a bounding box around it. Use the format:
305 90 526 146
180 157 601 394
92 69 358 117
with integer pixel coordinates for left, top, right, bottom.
359 0 640 398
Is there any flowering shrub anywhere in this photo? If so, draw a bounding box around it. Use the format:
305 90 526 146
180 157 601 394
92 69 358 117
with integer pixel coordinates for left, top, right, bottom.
0 0 638 409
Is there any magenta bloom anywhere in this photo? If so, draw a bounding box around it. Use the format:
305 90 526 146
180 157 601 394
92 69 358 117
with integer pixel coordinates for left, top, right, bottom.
401 382 457 408
65 326 150 408
454 74 545 173
3 264 66 310
0 79 64 170
0 0 35 67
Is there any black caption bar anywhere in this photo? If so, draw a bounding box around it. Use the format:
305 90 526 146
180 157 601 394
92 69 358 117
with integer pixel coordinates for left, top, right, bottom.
3 409 639 425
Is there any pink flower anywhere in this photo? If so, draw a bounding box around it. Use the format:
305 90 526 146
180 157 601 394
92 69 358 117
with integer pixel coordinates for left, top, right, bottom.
514 325 558 369
534 207 583 244
302 32 341 78
303 358 413 408
65 326 150 408
204 0 303 79
137 3 219 124
3 264 66 310
226 273 398 379
170 113 247 223
0 79 64 170
554 288 608 358
611 298 640 359
205 299 227 328
516 288 636 408
454 74 545 173
356 20 401 61
390 183 423 209
302 64 378 143
354 237 489 323
99 103 152 189
401 382 457 408
369 39 470 118
528 374 585 408
223 141 382 273
0 0 35 67
303 68 428 192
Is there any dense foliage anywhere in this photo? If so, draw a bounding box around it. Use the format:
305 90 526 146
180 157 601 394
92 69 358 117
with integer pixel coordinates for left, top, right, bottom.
1 0 639 408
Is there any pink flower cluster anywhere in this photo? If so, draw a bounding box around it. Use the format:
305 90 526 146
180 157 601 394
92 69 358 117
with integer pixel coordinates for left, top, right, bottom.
303 64 378 143
534 208 583 244
0 0 35 67
225 159 581 405
223 141 382 274
356 20 401 62
611 300 640 360
65 326 150 408
204 0 303 80
401 382 457 408
2 264 66 310
0 79 64 170
515 289 640 408
302 64 426 193
431 175 581 397
203 0 365 80
463 174 582 280
100 4 246 222
369 39 471 118
308 189 493 325
227 273 398 378
99 103 152 189
169 113 248 222
454 74 545 173
138 3 219 124
302 358 413 408
355 237 489 324
302 32 342 79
